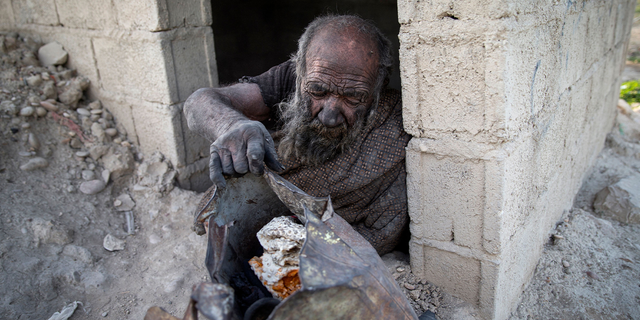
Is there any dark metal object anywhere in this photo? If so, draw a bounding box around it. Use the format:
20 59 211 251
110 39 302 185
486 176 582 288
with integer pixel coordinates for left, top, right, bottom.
146 171 418 320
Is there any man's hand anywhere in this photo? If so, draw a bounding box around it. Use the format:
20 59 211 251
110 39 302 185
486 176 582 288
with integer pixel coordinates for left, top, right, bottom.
209 120 283 188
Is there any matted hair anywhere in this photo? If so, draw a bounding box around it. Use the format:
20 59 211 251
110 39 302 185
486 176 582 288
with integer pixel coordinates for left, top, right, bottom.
292 14 394 107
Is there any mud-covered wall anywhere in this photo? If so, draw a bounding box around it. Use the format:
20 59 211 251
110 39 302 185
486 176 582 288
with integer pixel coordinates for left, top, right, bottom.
0 0 216 190
398 0 635 318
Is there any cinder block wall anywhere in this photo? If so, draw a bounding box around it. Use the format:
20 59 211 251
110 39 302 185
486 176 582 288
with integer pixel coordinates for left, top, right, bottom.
398 0 634 318
0 0 216 190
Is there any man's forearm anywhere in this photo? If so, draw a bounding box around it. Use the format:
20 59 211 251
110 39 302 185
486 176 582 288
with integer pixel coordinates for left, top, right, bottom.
184 87 249 142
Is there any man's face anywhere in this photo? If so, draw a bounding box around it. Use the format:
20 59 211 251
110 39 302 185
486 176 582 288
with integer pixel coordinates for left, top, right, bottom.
277 27 381 165
302 29 379 131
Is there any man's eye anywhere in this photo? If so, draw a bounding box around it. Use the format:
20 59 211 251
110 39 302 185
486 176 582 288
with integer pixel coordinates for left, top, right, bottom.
307 89 328 98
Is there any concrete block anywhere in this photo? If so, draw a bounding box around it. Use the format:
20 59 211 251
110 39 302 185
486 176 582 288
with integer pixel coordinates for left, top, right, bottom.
406 146 485 250
93 37 173 104
130 101 184 167
112 0 163 31
56 0 116 30
397 0 514 23
418 244 481 305
584 5 609 69
402 27 487 136
167 0 212 28
12 0 59 26
559 10 588 92
0 0 15 29
170 28 218 102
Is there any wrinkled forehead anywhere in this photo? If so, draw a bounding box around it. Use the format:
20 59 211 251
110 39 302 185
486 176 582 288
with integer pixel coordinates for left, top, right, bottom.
305 26 379 76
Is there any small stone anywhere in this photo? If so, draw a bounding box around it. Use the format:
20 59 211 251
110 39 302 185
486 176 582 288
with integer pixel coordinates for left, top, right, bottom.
40 100 58 112
88 100 101 110
121 141 131 148
113 137 122 144
28 133 40 150
21 123 30 129
409 289 421 301
103 234 125 252
114 194 135 211
66 185 76 193
90 109 103 114
102 169 111 183
76 108 90 116
38 42 68 66
69 138 83 149
1 101 18 115
404 283 416 290
79 179 106 194
20 106 34 116
113 199 122 207
562 260 570 268
396 266 405 272
81 170 95 180
42 81 56 99
90 114 101 121
18 151 34 157
102 311 108 317
20 157 48 171
105 128 117 137
75 151 90 158
26 75 42 87
91 122 105 142
35 106 47 116
41 72 50 80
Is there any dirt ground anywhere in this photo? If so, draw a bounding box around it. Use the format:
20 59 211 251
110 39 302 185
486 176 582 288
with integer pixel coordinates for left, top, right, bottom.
1 26 640 320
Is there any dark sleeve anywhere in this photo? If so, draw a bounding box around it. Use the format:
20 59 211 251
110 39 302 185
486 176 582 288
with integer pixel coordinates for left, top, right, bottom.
239 60 297 108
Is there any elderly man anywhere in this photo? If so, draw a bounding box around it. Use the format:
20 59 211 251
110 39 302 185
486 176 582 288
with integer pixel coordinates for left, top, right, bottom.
184 15 410 255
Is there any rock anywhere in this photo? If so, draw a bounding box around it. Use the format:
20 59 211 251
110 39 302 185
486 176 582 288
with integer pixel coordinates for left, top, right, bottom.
102 145 134 180
88 100 101 110
76 108 90 116
75 151 90 158
20 106 34 116
91 122 105 142
30 218 72 246
22 51 40 67
105 128 117 137
114 194 135 211
594 176 640 224
81 170 95 181
63 245 93 264
20 157 48 171
40 100 58 112
101 169 111 183
404 283 416 290
28 133 40 150
1 101 18 115
38 42 68 66
35 106 47 116
58 85 83 109
27 75 42 87
69 138 83 149
103 234 125 251
79 179 106 194
89 144 109 161
43 82 57 100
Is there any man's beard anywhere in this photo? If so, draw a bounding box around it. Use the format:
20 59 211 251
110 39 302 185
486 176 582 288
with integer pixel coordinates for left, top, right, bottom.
277 91 375 167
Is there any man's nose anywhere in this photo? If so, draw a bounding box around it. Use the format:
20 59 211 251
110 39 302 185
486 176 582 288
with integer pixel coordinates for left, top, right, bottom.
317 97 345 128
